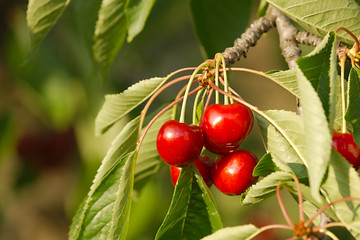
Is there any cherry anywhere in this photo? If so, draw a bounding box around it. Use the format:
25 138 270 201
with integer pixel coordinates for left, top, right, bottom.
200 102 253 155
211 149 258 195
170 155 213 187
332 131 360 169
156 120 204 167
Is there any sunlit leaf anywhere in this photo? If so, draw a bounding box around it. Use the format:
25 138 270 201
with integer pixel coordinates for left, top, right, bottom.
27 0 71 50
201 224 259 240
321 150 360 237
266 69 300 97
253 153 278 177
346 67 360 146
241 171 293 204
125 0 156 42
296 31 337 128
69 117 140 239
93 0 127 70
189 0 252 58
95 77 166 135
135 108 173 190
295 32 337 199
296 67 331 200
267 125 307 177
69 151 136 239
155 166 223 240
256 110 307 169
267 0 360 45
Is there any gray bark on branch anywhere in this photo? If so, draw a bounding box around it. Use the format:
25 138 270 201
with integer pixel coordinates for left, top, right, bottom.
222 8 276 65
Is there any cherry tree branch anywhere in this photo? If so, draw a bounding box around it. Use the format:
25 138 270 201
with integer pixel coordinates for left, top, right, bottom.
295 31 323 47
269 5 301 69
222 7 276 65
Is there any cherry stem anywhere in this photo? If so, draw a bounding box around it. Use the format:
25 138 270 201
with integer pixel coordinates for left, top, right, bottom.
292 175 304 222
192 88 204 125
139 73 195 137
305 196 360 227
200 88 213 124
277 183 295 227
340 57 347 133
208 80 309 168
334 27 359 53
219 53 230 105
180 61 209 123
247 224 293 240
219 76 242 99
136 86 203 152
172 83 191 120
313 222 346 232
214 55 221 104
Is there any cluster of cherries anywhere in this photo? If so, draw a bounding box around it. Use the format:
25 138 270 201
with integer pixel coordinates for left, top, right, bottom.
156 102 258 195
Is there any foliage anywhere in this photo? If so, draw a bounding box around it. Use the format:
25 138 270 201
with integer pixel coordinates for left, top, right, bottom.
23 0 360 239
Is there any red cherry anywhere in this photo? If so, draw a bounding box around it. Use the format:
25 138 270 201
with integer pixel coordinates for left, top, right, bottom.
332 131 360 169
170 155 213 187
200 103 253 155
211 150 258 195
156 120 204 167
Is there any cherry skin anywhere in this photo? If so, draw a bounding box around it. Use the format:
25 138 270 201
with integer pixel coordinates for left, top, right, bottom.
170 155 213 187
156 120 204 167
332 131 360 169
211 149 258 195
200 102 253 155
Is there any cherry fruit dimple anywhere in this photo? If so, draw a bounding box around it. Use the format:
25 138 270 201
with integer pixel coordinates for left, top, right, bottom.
200 103 253 155
170 155 213 187
332 131 360 169
156 120 204 167
211 149 258 195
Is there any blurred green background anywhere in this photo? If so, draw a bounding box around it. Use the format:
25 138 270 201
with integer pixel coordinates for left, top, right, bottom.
0 0 307 239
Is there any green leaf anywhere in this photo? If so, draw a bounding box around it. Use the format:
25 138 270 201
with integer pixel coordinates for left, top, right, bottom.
296 67 331 200
93 0 127 70
95 77 166 135
125 0 156 42
296 31 338 128
295 32 338 199
241 171 293 205
346 67 360 146
265 69 300 98
284 181 338 221
155 166 223 240
27 0 71 50
201 224 260 240
267 0 360 45
135 108 173 190
256 110 307 170
267 125 307 177
189 0 252 58
76 151 136 239
69 117 140 239
321 150 360 237
253 153 278 177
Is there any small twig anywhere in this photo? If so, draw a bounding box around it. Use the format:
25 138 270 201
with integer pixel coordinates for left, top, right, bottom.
295 31 323 47
222 6 276 65
269 5 301 70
